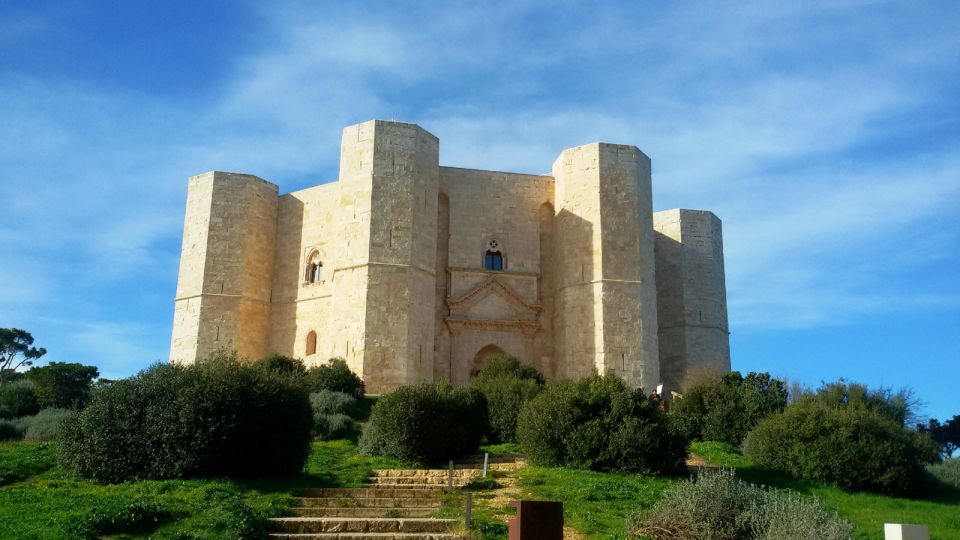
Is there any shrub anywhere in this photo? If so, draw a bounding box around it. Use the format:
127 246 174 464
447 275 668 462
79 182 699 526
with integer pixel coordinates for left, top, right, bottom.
926 458 960 491
310 390 357 417
471 355 544 443
0 419 24 441
20 408 71 441
58 355 313 483
359 382 487 465
516 374 688 474
25 362 99 409
305 358 365 399
0 380 40 419
253 354 306 376
633 468 853 540
671 371 787 446
813 379 918 426
743 397 938 495
315 413 355 441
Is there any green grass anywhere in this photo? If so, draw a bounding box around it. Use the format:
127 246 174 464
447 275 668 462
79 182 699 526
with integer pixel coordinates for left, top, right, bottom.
515 466 675 540
0 439 411 539
0 441 56 486
693 441 960 540
479 442 522 456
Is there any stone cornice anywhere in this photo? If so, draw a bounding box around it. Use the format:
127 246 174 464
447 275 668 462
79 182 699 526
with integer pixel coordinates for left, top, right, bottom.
445 316 540 336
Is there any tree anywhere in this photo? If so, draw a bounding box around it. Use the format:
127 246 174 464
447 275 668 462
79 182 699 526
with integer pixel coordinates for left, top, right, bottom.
0 328 46 385
26 362 99 409
919 415 960 458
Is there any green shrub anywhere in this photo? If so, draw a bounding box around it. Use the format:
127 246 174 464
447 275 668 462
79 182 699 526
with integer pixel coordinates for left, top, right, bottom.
0 380 40 419
315 413 355 441
305 358 365 399
20 408 71 441
671 371 787 446
253 354 306 376
359 382 487 465
0 419 24 441
310 390 357 417
57 355 313 483
743 397 938 495
471 356 544 443
926 458 960 491
813 379 916 426
633 468 853 540
516 373 688 474
25 362 99 409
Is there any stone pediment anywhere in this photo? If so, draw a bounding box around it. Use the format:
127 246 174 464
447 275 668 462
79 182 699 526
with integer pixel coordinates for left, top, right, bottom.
446 276 542 321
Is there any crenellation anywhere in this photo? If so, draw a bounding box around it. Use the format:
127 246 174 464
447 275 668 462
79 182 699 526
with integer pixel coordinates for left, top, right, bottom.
170 120 731 394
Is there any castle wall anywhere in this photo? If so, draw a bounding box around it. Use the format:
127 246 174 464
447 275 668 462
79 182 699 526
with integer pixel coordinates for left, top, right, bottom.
552 143 660 390
268 182 339 365
439 167 555 381
653 209 730 393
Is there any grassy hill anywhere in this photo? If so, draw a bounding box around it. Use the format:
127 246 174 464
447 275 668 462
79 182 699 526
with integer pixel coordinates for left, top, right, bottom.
1 439 957 539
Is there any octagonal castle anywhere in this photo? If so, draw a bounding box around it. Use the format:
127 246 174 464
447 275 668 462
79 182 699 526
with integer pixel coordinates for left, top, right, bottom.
169 120 730 394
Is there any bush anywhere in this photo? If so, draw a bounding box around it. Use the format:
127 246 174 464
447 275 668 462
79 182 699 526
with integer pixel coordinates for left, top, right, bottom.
0 419 24 441
310 390 357 417
57 355 313 483
359 382 487 465
813 379 917 426
516 374 688 474
305 358 365 399
471 356 544 443
253 354 306 376
671 371 787 446
25 362 99 409
20 408 71 441
0 380 40 419
926 458 960 491
633 468 853 540
315 413 355 441
743 397 938 495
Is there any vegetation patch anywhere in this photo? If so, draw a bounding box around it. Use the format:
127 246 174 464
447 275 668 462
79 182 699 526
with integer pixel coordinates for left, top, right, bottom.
471 355 544 443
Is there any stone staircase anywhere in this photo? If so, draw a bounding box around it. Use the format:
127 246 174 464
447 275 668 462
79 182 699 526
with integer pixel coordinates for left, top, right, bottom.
268 455 521 539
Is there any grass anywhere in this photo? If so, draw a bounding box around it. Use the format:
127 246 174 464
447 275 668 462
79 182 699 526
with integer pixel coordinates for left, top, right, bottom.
0 441 56 486
690 441 960 540
0 439 409 539
515 466 675 540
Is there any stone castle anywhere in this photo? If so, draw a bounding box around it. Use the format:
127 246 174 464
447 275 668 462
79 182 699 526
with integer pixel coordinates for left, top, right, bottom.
169 120 730 393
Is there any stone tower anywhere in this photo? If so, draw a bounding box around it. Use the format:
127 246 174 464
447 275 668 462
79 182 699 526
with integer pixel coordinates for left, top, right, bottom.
552 143 660 390
169 172 277 362
169 120 730 394
653 209 730 393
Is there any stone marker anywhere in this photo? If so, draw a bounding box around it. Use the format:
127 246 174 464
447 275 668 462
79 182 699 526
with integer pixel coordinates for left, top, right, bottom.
885 523 929 540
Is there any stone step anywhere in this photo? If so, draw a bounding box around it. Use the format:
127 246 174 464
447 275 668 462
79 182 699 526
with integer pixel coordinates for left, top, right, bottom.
371 469 480 478
296 487 443 498
291 507 438 518
295 497 442 509
269 517 458 534
367 476 468 486
269 534 461 539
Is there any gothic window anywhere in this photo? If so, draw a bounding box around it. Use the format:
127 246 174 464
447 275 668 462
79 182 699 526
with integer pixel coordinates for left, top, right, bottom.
306 331 317 356
305 251 323 284
484 239 504 271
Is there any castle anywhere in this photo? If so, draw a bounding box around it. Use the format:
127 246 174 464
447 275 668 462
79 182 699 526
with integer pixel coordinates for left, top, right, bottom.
169 120 730 394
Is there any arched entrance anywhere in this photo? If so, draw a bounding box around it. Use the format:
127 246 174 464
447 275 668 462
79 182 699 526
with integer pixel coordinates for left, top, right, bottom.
471 344 506 379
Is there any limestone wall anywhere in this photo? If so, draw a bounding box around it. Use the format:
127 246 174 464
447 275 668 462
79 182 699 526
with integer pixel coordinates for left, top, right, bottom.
653 209 730 393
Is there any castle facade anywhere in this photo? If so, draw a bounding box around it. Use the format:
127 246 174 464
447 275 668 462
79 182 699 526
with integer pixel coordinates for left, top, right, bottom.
169 120 730 393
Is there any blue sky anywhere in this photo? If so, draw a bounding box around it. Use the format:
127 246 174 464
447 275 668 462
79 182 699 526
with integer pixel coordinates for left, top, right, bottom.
1 1 958 420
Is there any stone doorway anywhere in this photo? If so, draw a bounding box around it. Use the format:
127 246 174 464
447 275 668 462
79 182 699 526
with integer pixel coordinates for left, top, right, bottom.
471 344 506 379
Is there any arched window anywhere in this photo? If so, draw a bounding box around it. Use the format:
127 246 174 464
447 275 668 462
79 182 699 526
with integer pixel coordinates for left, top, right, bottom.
484 239 504 271
305 331 317 356
305 251 323 284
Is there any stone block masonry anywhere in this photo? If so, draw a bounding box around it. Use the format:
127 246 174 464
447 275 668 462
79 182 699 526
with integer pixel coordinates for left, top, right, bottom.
170 120 731 393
